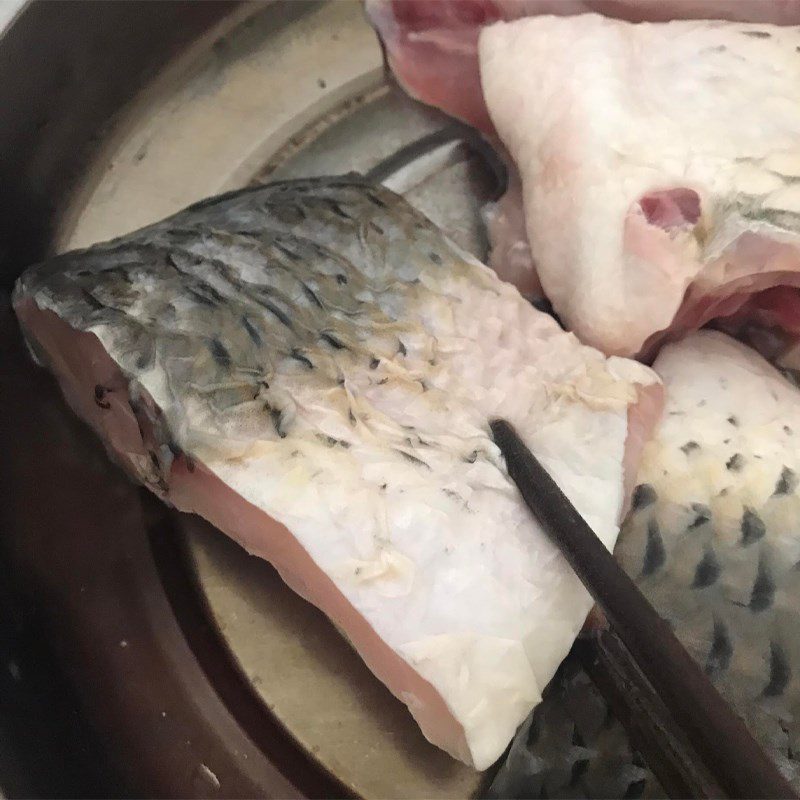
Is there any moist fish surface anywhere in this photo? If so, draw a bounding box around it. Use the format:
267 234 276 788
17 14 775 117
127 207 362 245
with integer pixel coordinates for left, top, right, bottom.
478 15 800 358
367 0 800 135
13 176 660 770
370 5 800 358
490 330 800 795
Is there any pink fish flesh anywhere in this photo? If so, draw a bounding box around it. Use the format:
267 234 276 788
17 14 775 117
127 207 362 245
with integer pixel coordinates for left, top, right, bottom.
369 3 800 358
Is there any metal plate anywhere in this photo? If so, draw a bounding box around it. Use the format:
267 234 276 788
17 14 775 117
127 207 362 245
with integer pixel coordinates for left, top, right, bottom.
54 2 494 796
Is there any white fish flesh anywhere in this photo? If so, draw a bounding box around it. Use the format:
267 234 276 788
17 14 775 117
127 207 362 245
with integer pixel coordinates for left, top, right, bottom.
12 176 661 770
370 4 800 358
479 15 800 357
367 0 800 135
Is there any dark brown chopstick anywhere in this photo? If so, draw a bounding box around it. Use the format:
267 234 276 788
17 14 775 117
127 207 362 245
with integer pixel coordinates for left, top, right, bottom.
575 629 724 798
490 419 797 800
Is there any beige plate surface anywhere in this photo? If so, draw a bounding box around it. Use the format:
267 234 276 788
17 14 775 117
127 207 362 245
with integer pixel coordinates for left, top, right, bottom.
56 2 494 797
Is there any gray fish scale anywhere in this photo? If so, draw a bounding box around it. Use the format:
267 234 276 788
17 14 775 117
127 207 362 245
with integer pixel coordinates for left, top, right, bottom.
615 333 800 789
18 177 474 452
492 332 800 796
490 481 799 796
611 503 800 787
489 663 663 800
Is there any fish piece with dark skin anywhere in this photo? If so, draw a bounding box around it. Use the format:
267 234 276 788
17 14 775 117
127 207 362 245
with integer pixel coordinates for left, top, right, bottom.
491 332 800 795
616 332 800 789
13 175 661 770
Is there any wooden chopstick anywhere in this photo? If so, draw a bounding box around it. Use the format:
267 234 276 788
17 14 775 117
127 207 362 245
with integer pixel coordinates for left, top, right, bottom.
574 629 724 798
490 419 797 800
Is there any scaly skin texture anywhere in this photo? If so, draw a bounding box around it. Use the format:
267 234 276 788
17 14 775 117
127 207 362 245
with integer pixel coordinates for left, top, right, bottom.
14 176 659 769
490 332 800 795
618 331 800 787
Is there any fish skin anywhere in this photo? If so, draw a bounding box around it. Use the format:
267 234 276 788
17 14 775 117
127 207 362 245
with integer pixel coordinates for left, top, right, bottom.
13 176 659 770
492 331 800 794
617 331 800 787
489 659 663 799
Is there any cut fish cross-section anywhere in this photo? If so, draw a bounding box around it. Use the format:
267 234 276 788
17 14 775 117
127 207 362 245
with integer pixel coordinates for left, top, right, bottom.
370 3 800 358
479 15 800 357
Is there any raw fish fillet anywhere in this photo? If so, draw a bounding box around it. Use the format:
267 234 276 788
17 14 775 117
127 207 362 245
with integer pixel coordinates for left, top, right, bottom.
479 15 800 357
370 4 800 358
491 330 800 794
367 0 800 134
13 176 660 770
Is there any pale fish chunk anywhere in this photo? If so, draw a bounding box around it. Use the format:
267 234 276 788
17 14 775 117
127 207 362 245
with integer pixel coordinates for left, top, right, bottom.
13 176 660 769
479 15 800 357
